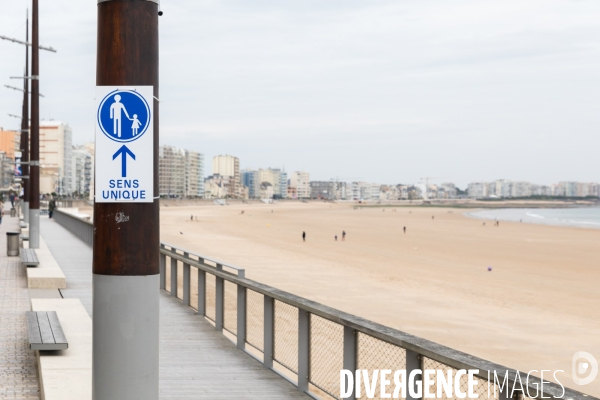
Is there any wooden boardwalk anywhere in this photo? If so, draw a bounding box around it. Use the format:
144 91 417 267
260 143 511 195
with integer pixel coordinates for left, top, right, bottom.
40 218 308 399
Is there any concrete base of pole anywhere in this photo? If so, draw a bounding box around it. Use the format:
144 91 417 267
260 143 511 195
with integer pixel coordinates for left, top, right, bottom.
23 202 29 223
29 209 39 249
92 274 159 400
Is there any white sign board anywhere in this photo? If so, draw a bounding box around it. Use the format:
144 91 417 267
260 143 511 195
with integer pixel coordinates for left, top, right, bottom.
95 86 154 203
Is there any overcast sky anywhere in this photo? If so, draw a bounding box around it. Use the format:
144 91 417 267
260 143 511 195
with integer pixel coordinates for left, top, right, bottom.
1 0 599 187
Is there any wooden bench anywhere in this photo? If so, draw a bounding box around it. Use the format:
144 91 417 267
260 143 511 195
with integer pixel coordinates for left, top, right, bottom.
21 248 39 267
26 311 68 350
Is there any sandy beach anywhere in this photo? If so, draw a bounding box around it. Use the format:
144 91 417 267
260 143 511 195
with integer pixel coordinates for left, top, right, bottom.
157 201 600 395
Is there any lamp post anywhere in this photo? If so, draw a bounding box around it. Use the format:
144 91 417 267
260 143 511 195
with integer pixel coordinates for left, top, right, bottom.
1 7 55 241
29 0 40 248
93 1 160 399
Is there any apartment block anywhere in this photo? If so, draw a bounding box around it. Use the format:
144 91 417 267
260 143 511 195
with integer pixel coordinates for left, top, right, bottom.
213 155 241 198
40 121 73 195
290 171 310 199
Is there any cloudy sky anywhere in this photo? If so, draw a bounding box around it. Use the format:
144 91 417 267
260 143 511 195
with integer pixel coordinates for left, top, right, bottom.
1 0 599 187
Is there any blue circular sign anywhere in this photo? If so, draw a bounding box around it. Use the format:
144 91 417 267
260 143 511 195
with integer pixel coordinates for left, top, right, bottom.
97 89 151 143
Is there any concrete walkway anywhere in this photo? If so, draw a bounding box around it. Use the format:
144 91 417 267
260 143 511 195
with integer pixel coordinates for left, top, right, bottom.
40 217 308 399
0 211 41 399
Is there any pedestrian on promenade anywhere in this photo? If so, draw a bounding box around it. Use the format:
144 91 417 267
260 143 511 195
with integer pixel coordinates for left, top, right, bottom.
302 231 306 242
48 197 56 219
0 200 4 225
342 231 346 241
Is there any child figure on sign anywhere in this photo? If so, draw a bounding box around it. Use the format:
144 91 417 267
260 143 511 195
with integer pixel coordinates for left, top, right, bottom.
130 114 142 136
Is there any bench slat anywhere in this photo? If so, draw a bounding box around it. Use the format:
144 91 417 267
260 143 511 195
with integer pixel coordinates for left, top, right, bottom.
26 312 42 345
47 312 67 345
21 249 39 266
37 312 56 344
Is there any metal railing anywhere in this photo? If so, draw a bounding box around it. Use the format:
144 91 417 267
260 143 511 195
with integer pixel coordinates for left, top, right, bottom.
159 243 592 400
54 208 594 400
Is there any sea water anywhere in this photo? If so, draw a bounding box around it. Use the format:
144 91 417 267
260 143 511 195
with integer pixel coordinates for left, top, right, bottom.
468 207 600 229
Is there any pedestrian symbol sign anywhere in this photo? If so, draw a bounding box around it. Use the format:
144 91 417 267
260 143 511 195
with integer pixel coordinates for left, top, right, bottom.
98 90 151 142
95 86 154 203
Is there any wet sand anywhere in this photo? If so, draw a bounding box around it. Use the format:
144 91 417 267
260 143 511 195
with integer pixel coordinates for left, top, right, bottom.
160 201 599 395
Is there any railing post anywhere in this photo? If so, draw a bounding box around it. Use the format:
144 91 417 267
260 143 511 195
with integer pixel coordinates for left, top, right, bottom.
159 244 166 290
236 284 246 350
298 309 310 392
343 326 357 400
263 295 274 369
182 252 190 306
215 264 224 331
170 252 178 298
405 349 422 400
197 262 206 316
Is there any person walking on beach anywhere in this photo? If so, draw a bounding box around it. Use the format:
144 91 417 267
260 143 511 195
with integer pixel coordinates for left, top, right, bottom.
342 230 346 241
335 235 338 241
190 214 193 221
302 231 306 242
403 226 406 234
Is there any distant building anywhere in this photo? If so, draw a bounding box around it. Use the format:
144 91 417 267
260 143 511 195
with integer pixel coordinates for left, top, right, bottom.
467 182 486 198
351 182 380 200
40 121 73 195
290 171 310 199
0 128 20 160
71 145 93 195
242 170 259 199
213 155 241 198
185 150 204 198
159 145 186 197
204 174 232 199
310 181 336 200
158 145 205 198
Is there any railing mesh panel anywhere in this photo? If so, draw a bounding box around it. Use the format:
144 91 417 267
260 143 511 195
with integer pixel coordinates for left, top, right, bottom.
189 267 199 311
164 256 172 294
422 357 498 400
274 300 298 373
246 289 264 351
356 332 407 399
205 273 216 322
223 281 238 335
310 314 344 398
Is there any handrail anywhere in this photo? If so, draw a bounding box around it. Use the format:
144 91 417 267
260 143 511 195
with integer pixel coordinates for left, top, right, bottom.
160 244 592 400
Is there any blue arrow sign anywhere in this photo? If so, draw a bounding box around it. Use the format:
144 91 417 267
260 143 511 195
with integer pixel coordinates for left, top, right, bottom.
112 145 136 177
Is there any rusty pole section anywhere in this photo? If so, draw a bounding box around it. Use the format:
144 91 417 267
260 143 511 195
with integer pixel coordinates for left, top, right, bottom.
93 1 159 399
20 12 30 223
29 0 40 249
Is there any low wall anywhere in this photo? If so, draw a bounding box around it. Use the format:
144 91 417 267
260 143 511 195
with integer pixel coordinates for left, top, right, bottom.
53 209 93 247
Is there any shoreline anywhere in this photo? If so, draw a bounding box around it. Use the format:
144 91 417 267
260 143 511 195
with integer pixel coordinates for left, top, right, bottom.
465 207 600 230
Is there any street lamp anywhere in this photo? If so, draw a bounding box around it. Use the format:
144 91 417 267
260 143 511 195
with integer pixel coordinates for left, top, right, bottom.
1 5 57 248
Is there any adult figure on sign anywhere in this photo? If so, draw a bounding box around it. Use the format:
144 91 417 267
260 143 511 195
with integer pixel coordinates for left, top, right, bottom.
110 94 131 138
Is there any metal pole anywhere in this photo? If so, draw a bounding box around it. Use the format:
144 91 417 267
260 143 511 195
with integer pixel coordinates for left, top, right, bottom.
21 11 30 224
93 1 160 399
29 0 40 249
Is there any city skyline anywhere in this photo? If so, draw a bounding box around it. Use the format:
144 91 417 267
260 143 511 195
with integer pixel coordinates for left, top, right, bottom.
2 1 600 187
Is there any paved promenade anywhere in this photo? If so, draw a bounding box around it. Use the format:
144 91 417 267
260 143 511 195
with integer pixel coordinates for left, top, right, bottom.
0 212 40 399
40 217 308 399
